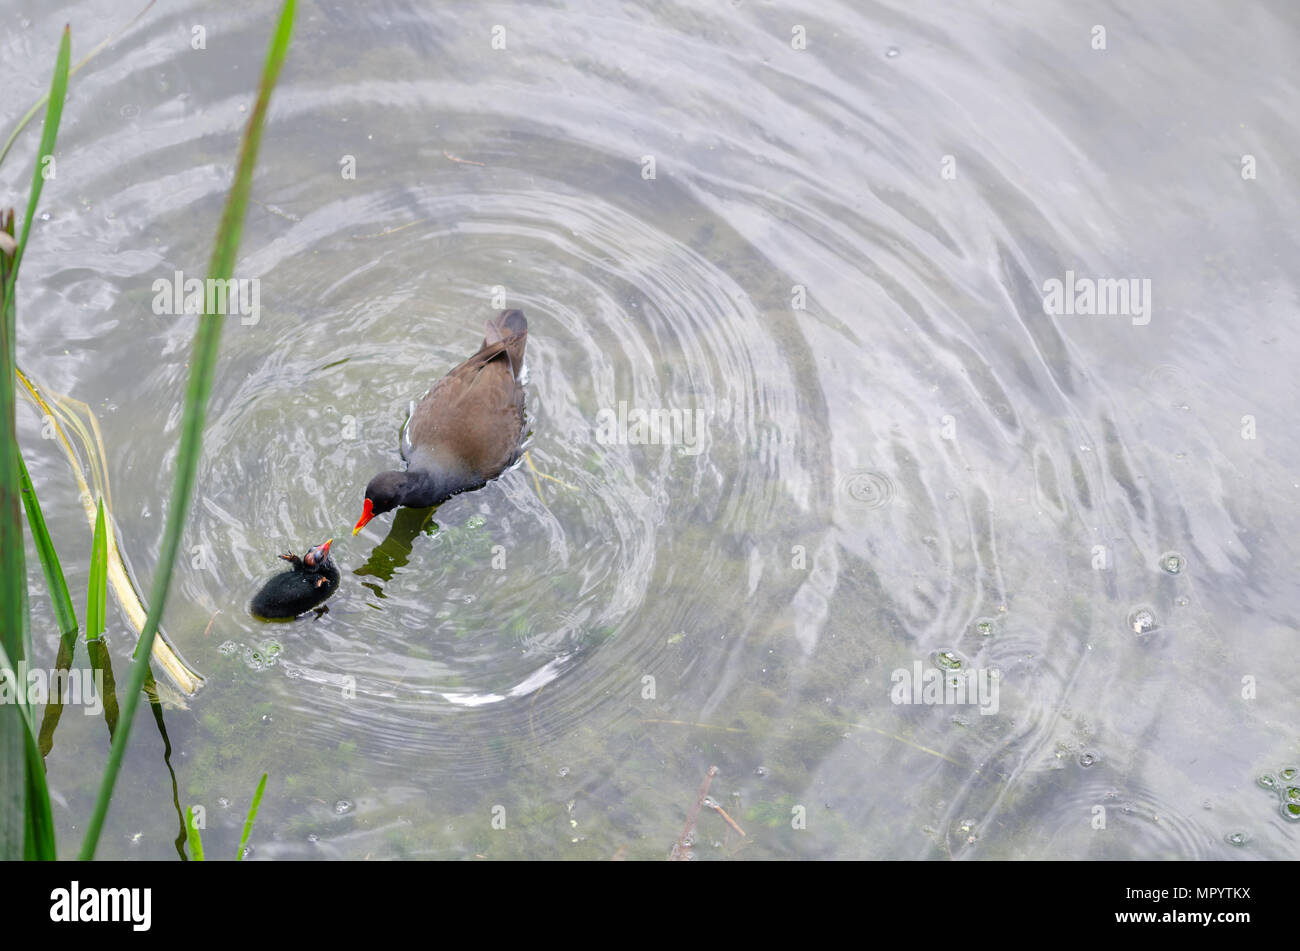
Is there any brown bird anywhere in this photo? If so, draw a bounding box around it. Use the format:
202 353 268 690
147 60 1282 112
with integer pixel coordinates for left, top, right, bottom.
353 309 528 534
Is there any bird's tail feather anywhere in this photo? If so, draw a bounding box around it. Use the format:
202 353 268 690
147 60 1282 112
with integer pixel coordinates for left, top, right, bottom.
483 309 527 345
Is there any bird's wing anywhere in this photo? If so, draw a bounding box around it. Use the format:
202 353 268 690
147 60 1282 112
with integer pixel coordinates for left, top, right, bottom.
405 337 527 475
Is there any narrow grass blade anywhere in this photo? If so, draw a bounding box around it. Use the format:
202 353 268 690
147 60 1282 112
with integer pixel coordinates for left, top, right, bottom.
87 497 107 641
0 640 56 859
0 26 68 861
85 498 117 740
0 2 156 170
86 638 119 739
3 26 69 321
78 0 296 860
36 638 74 757
18 449 79 649
20 709 56 859
0 207 23 860
236 773 268 860
184 806 204 861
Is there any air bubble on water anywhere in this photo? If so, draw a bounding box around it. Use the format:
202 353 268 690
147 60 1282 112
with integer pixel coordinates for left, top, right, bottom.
334 800 353 814
842 469 895 509
1284 802 1300 821
885 46 900 58
240 846 253 859
558 766 569 777
975 618 995 637
1258 773 1277 789
1159 552 1185 574
1225 831 1249 846
307 833 319 843
242 643 280 671
217 797 231 808
218 640 237 656
1286 787 1300 804
466 515 486 529
754 765 768 777
1079 752 1097 768
1128 607 1157 635
1279 766 1298 782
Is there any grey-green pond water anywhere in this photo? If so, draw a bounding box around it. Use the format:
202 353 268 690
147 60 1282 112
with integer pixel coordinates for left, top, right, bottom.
3 0 1298 859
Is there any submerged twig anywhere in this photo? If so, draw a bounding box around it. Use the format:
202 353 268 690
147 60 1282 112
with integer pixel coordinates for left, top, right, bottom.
250 197 300 222
704 798 746 838
525 450 578 491
525 450 544 501
669 765 718 861
520 451 579 512
353 218 424 239
442 150 485 166
845 722 966 767
641 718 749 733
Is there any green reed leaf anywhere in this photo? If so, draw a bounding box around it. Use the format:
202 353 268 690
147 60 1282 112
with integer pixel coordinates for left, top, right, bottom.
78 0 296 860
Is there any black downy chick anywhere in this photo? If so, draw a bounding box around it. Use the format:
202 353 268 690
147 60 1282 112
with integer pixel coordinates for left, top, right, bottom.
250 539 340 619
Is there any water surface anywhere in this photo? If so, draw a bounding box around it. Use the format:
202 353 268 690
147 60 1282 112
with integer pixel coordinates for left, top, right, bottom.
5 0 1298 859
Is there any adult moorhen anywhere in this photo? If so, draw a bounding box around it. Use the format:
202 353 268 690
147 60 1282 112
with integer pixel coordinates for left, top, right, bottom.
353 309 528 534
250 539 340 619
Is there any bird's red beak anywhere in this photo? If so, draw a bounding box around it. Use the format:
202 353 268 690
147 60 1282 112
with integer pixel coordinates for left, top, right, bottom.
303 538 333 568
352 498 374 535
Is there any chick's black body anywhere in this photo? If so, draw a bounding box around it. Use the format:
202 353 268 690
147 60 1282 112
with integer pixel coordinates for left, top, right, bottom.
250 540 339 619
